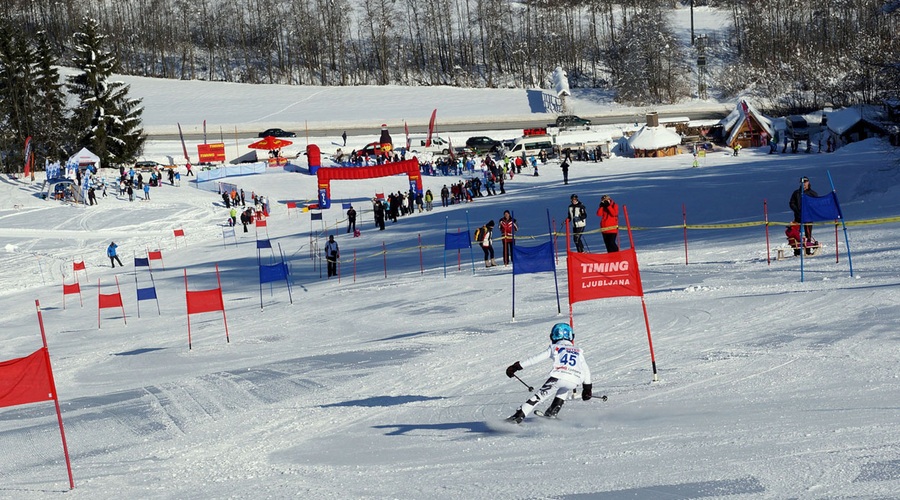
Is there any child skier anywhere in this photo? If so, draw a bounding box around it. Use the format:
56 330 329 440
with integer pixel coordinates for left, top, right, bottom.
505 323 593 423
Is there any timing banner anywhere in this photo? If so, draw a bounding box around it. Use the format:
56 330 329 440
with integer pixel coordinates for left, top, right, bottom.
197 143 226 163
566 248 643 304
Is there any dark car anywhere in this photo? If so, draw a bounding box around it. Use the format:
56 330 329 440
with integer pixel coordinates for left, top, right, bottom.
135 160 161 172
553 115 592 129
258 128 296 138
785 115 809 140
465 136 501 153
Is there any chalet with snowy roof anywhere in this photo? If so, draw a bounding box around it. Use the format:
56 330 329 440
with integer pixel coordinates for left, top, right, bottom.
627 112 681 158
825 106 889 148
720 99 774 149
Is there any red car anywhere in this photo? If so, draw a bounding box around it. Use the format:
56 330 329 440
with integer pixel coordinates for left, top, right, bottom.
359 142 392 157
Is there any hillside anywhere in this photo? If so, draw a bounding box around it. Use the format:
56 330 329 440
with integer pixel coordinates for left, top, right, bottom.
1 72 900 499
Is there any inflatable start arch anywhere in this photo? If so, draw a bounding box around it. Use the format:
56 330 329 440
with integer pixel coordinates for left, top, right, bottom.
316 159 422 209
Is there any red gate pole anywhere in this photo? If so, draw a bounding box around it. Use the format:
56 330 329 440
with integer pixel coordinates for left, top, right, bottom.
35 300 75 490
764 200 771 265
216 264 230 343
115 275 126 325
457 229 462 271
418 234 424 274
834 221 839 262
552 219 559 264
184 269 192 350
97 278 101 329
682 203 689 265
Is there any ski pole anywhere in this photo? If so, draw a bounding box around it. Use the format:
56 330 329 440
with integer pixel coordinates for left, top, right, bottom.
513 374 534 392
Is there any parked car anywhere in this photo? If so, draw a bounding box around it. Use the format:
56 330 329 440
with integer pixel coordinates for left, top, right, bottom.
359 142 391 157
785 115 809 140
465 136 501 153
451 146 475 157
552 115 592 130
258 128 296 138
408 135 452 155
135 160 161 172
503 136 555 159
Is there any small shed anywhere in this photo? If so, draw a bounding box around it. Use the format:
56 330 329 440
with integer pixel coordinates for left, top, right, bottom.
720 99 774 148
826 107 889 147
627 112 681 157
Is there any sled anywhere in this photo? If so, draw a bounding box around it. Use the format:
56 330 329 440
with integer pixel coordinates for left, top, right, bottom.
776 242 822 260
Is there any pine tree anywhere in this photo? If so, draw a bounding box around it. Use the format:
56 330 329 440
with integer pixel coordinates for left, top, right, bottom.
0 19 37 173
30 31 69 165
68 17 145 167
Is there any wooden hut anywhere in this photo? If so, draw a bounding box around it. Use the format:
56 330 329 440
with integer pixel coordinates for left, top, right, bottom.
721 100 774 148
627 112 681 158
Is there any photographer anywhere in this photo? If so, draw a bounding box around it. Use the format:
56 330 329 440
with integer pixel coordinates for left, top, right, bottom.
597 194 619 253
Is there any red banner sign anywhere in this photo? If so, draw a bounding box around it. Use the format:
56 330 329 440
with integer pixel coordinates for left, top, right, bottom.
197 143 226 163
566 248 643 304
523 128 548 136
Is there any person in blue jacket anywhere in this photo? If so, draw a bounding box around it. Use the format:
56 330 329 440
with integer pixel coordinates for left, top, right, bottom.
107 242 124 268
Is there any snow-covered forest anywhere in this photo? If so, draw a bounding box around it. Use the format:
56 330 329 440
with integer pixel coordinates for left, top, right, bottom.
7 0 900 107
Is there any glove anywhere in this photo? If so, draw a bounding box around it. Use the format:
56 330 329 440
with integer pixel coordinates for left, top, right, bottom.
505 361 522 378
581 383 593 401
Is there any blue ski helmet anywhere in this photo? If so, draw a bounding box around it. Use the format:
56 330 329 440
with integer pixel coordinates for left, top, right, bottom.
550 323 574 343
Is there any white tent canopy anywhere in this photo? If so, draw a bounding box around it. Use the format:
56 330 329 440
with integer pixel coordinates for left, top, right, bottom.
627 125 681 150
68 147 100 170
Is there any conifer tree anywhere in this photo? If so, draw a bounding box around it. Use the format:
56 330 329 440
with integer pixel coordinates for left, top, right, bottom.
68 17 145 167
0 19 37 173
31 31 69 164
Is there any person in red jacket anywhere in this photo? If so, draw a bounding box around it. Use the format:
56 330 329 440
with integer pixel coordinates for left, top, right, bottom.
499 210 518 265
597 194 619 253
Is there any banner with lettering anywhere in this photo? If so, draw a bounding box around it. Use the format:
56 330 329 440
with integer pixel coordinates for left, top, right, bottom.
197 143 226 163
566 248 643 303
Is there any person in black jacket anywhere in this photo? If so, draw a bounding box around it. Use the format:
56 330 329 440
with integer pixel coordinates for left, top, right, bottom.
346 205 357 233
373 199 386 230
325 235 339 277
789 176 818 244
567 194 588 253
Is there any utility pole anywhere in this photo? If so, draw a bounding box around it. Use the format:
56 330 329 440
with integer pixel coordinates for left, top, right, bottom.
690 0 695 44
696 34 708 100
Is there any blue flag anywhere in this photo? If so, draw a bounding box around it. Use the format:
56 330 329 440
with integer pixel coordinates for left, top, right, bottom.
257 239 273 249
136 286 157 301
512 241 555 275
134 257 150 267
310 212 323 221
444 232 471 250
801 192 841 222
259 262 288 284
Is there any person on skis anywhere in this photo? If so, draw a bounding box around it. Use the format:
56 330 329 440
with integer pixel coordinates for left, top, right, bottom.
505 323 593 423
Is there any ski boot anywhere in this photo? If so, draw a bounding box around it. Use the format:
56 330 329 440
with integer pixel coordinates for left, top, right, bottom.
545 398 565 418
506 408 526 424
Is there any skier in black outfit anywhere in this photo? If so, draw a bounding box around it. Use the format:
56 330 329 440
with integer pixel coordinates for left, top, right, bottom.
373 199 386 230
567 194 588 253
789 176 818 246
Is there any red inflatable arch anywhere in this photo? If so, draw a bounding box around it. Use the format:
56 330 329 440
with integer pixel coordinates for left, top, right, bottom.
316 159 422 209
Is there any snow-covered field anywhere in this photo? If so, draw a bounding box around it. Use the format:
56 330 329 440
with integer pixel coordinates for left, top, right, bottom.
2 74 900 498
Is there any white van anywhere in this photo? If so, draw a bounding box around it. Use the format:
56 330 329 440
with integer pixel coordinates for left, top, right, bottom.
408 135 451 155
504 135 554 159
